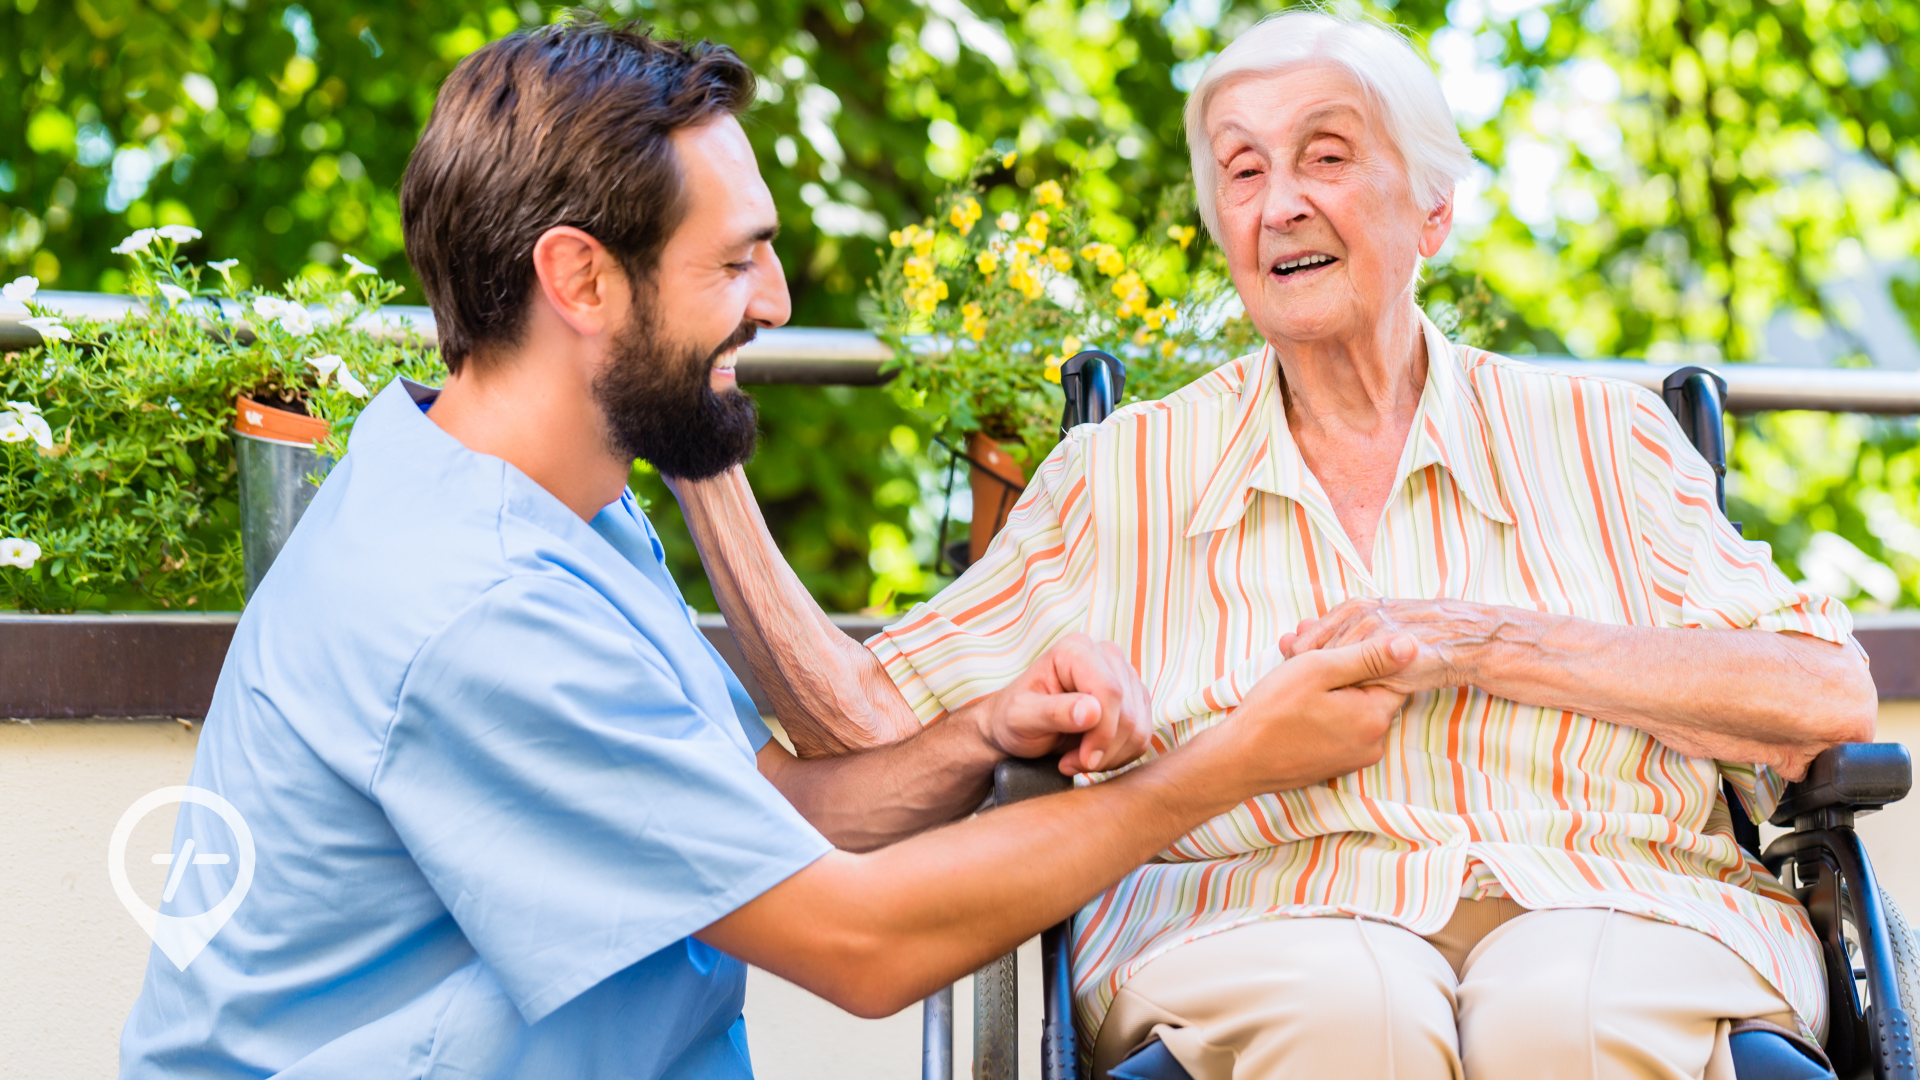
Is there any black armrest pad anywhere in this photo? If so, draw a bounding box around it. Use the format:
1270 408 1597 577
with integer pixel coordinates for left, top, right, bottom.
994 756 1074 805
1769 743 1912 825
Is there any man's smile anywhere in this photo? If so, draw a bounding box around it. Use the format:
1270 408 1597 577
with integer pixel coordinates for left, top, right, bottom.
711 348 739 391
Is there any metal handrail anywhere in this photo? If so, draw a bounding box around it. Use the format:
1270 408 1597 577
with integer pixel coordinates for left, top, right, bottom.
7 291 1920 410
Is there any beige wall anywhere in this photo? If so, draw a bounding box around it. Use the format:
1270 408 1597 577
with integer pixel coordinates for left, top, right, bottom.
8 709 1920 1080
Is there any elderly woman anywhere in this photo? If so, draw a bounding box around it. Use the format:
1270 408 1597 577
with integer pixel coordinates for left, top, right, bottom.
673 10 1877 1078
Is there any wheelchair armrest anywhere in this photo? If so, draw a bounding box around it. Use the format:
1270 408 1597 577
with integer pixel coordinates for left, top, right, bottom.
994 755 1075 806
1769 743 1912 827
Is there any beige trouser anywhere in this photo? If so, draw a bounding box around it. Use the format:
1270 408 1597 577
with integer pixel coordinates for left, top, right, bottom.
1091 900 1803 1080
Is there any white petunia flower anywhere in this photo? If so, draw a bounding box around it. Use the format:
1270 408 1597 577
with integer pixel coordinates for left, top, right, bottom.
0 537 41 569
997 210 1020 231
306 354 343 382
21 412 52 449
0 402 53 449
158 283 192 305
342 254 377 278
252 296 292 319
2 275 37 305
155 225 203 243
278 307 317 336
21 316 71 342
209 258 239 272
112 228 159 256
336 366 369 399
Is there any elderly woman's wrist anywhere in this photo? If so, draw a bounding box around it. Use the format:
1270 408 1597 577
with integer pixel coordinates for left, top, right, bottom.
1460 605 1549 684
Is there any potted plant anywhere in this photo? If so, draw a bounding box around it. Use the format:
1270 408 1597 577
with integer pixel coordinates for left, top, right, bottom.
0 234 430 612
868 153 1259 567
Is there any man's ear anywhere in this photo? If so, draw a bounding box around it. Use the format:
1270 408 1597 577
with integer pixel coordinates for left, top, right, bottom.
530 226 623 338
1417 195 1455 259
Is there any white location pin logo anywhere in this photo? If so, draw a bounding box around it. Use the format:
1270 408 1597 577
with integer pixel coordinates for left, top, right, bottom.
109 786 256 971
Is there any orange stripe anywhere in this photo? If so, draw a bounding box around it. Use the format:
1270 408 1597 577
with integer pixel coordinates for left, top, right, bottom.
1571 390 1634 618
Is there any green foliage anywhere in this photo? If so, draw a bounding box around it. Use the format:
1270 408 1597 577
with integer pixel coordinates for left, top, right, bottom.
0 238 427 613
7 0 1920 609
1732 412 1920 612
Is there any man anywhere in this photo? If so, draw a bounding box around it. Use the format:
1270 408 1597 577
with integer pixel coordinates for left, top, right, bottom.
118 21 1419 1080
675 12 1878 1080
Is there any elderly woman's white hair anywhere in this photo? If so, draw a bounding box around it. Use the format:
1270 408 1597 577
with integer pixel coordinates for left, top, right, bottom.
1184 9 1476 242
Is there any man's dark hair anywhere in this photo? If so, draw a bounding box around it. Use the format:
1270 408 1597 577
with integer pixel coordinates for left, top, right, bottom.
401 21 756 373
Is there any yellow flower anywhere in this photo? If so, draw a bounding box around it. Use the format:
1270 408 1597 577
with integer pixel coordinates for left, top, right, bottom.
910 279 949 315
1062 335 1082 356
1025 211 1050 244
904 254 936 285
976 249 1000 275
949 197 983 237
997 210 1020 232
1013 234 1045 256
1160 338 1177 358
1142 300 1178 331
1007 264 1044 300
1045 246 1072 272
1002 151 1018 168
890 223 929 250
1034 180 1064 209
1111 270 1147 318
912 232 937 258
1080 242 1125 277
1167 224 1197 250
1043 353 1063 383
962 302 987 341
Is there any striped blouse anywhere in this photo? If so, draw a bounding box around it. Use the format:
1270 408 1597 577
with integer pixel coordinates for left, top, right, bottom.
868 314 1855 1041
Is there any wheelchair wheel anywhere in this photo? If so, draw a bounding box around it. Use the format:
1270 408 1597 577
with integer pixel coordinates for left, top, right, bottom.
1841 887 1920 1035
1879 891 1920 1025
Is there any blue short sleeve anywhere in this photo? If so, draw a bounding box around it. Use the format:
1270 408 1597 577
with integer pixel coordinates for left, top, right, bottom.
374 574 831 1024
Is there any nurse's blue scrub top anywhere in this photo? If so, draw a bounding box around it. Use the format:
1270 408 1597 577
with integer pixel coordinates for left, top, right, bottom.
120 380 832 1079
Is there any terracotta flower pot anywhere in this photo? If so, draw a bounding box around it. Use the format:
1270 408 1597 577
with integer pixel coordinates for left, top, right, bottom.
967 431 1027 565
232 395 333 599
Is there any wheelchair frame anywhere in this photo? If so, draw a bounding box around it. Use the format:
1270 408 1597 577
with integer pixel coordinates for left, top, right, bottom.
920 358 1916 1080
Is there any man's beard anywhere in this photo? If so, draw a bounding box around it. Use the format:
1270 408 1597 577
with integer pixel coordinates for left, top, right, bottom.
594 303 759 481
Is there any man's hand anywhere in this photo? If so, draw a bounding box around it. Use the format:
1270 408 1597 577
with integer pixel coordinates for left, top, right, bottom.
1208 633 1420 795
961 633 1153 775
1280 598 1505 694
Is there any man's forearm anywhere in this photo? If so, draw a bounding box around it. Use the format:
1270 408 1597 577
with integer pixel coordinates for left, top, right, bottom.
669 467 921 755
1473 611 1877 776
707 724 1246 1017
759 705 1004 852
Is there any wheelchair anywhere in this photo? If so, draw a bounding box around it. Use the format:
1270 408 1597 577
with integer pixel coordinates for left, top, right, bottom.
920 355 1920 1080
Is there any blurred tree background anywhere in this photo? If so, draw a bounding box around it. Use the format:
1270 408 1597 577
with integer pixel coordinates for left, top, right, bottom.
5 0 1920 610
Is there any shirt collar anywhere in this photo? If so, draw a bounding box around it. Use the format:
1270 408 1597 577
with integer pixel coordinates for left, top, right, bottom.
1184 312 1514 539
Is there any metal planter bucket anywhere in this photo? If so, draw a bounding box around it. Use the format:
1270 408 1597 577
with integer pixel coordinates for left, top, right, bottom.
232 395 333 600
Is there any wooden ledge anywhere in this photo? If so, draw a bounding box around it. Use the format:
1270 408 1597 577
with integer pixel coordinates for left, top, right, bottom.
2 611 1913 719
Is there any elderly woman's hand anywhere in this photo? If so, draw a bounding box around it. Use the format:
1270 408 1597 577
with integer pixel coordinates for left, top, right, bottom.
1280 597 1508 693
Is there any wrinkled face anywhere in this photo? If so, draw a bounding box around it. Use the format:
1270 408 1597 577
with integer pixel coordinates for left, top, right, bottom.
1206 65 1451 350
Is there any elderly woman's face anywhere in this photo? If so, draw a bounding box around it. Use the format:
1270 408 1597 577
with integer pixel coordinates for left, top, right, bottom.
1206 65 1451 350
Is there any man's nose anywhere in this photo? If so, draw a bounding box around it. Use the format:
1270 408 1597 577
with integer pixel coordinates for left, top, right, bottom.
747 243 792 329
